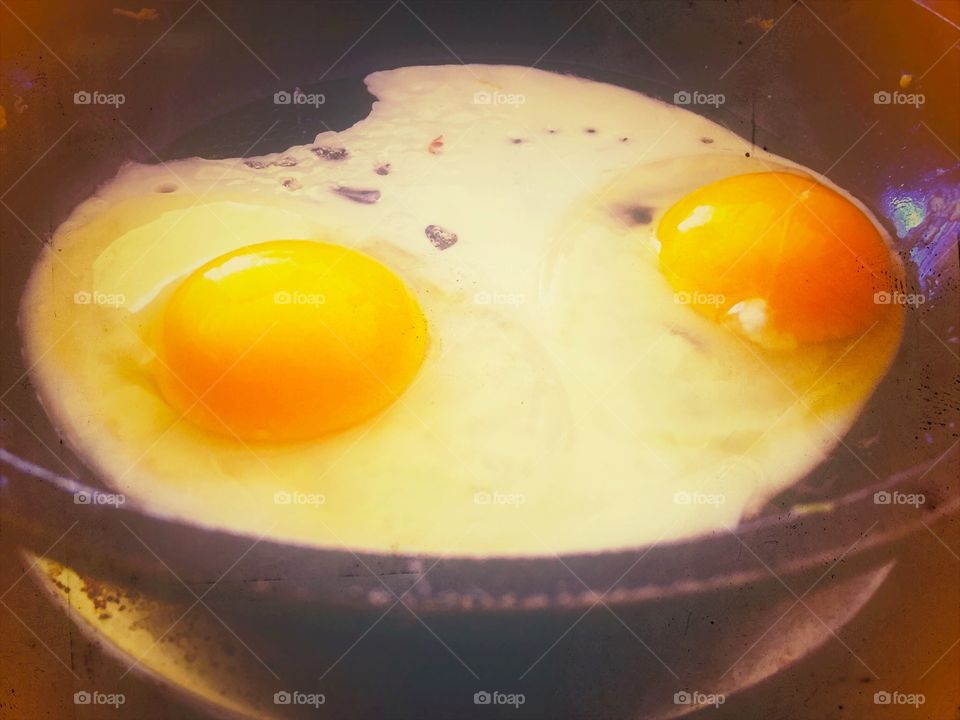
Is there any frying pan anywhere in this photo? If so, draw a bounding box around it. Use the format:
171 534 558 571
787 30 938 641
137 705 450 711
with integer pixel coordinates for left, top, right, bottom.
1 1 957 718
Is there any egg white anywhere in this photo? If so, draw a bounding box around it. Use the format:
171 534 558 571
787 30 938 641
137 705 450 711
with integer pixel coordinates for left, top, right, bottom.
20 65 902 556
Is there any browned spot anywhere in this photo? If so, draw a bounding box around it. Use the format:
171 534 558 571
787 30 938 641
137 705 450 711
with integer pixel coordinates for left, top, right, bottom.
331 185 381 204
624 205 654 225
425 224 458 250
311 145 349 161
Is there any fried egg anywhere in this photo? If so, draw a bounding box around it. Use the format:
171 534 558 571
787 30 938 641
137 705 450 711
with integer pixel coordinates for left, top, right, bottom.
20 65 904 556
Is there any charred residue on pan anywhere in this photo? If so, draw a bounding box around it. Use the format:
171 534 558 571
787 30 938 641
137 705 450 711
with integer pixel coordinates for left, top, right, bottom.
312 146 350 161
244 155 297 169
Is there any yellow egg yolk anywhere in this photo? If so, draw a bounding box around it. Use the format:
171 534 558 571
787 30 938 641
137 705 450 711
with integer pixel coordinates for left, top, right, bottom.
657 172 898 346
154 240 428 442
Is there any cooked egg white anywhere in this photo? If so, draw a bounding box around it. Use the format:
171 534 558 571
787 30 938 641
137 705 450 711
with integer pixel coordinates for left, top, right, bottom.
20 65 903 556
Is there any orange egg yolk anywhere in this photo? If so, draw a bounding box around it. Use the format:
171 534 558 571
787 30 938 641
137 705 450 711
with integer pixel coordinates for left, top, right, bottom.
657 172 898 346
154 240 428 442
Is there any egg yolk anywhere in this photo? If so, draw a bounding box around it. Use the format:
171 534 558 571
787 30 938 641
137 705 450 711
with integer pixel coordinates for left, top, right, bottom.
657 172 898 346
154 240 428 442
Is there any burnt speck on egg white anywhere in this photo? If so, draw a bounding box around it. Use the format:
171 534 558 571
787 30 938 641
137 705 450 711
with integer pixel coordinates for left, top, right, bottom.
700 137 714 144
243 158 271 169
281 177 302 191
585 128 597 134
425 224 458 250
374 163 392 176
275 156 298 167
624 205 654 225
510 138 524 144
312 146 350 161
331 186 381 204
